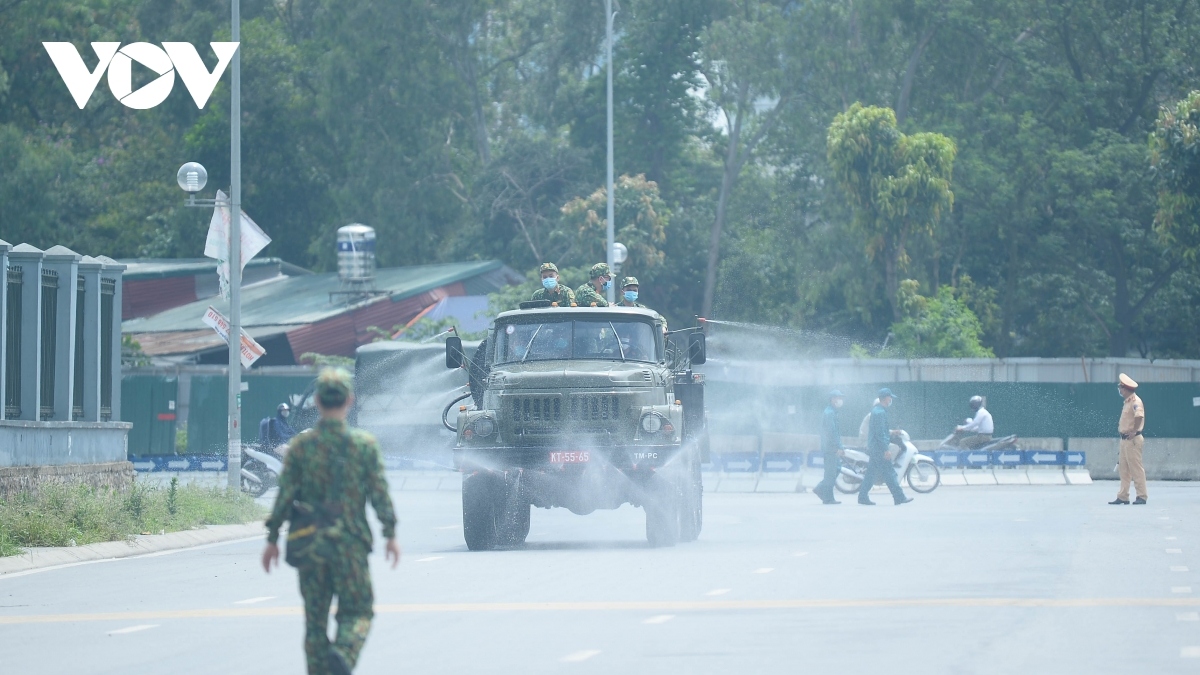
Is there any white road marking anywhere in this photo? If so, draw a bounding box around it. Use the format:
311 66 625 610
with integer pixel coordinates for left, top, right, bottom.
642 614 675 625
233 596 275 605
1014 518 1029 522
1172 587 1193 594
1166 536 1178 540
793 552 809 558
705 588 731 596
107 624 158 635
1171 566 1190 572
1159 517 1171 521
1167 549 1183 554
1182 647 1200 658
414 556 444 563
753 568 775 574
434 526 460 530
1177 612 1199 622
560 650 601 663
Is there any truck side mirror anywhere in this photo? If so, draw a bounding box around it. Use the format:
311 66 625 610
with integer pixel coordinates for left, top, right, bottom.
688 332 706 365
446 336 464 369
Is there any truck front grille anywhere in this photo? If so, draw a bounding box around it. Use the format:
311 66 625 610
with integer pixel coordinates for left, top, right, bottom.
569 394 622 421
510 395 562 423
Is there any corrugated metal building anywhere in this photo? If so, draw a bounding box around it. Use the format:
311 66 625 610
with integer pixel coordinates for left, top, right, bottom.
122 260 520 366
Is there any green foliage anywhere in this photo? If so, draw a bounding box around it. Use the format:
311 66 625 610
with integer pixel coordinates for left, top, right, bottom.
174 423 188 455
299 353 355 370
0 481 265 555
889 280 994 358
121 334 151 367
1151 91 1200 259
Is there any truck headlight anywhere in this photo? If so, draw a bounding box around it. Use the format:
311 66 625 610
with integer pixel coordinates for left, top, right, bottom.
472 417 496 438
641 413 664 434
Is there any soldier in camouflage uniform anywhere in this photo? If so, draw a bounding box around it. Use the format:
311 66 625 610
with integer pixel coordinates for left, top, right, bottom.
575 262 612 307
530 262 576 306
619 277 648 308
262 368 401 675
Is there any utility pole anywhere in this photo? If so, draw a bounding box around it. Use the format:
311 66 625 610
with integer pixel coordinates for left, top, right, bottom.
227 0 243 490
605 0 616 305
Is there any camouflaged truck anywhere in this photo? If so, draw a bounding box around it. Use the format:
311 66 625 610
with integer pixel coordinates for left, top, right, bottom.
445 303 709 550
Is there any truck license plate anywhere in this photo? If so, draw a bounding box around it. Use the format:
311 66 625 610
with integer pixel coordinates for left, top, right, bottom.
549 451 590 463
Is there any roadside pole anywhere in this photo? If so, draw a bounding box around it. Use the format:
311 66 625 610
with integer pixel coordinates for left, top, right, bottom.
227 0 242 490
605 0 616 305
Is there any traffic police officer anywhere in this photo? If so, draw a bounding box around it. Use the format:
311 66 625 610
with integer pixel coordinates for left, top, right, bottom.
262 368 401 675
859 388 912 506
531 262 576 305
576 263 612 307
1109 373 1148 505
813 389 846 505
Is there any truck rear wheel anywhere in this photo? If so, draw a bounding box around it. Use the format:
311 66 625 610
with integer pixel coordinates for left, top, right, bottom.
645 476 681 547
462 472 498 551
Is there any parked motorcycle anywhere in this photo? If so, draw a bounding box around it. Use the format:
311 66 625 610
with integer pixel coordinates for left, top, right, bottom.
834 430 941 494
241 444 284 497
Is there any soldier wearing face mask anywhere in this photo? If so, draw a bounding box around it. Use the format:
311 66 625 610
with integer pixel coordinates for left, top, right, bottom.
530 262 576 306
619 277 647 308
576 263 612 307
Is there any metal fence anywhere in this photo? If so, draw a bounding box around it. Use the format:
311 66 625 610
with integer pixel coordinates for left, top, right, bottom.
4 266 20 418
72 275 84 419
100 277 115 421
38 269 58 420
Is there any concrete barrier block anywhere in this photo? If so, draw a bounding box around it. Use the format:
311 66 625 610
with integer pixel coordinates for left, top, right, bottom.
1065 469 1093 485
939 469 967 486
1143 438 1200 480
1027 467 1067 485
994 467 1031 485
1021 437 1065 451
1070 438 1119 479
963 469 997 485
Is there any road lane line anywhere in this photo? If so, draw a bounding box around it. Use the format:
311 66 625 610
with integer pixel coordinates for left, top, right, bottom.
1182 647 1200 658
9 597 1200 625
107 624 158 635
753 568 775 574
1171 566 1190 572
1177 612 1199 621
560 650 601 663
234 597 275 605
642 615 675 625
793 552 808 558
705 589 731 596
1167 537 1178 541
1173 587 1193 594
414 557 444 563
1168 549 1183 554
434 526 460 530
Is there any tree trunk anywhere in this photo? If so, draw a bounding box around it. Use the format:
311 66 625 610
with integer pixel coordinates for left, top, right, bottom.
1109 239 1131 357
885 240 900 321
701 84 750 318
896 24 937 124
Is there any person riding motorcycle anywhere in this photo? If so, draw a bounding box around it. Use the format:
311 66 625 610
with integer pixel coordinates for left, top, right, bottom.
954 395 993 449
259 403 296 454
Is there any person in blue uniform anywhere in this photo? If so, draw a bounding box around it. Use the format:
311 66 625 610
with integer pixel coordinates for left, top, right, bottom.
859 388 912 506
813 389 846 505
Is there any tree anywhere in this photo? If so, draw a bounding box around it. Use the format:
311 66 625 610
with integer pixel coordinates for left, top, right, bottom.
558 174 669 276
890 279 993 358
827 103 956 320
1151 91 1200 259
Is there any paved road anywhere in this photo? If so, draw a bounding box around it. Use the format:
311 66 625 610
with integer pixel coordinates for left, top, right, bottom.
2 482 1199 674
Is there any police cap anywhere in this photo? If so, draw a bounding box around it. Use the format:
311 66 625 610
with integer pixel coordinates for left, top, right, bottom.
1118 373 1139 390
589 262 611 279
539 262 559 274
316 367 353 408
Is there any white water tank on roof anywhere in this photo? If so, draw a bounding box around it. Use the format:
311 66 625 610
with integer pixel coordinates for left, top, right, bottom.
337 224 375 282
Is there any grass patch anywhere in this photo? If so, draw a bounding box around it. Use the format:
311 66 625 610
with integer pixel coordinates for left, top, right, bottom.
0 479 266 556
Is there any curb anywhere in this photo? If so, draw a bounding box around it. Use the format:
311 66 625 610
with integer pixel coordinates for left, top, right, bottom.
0 522 264 576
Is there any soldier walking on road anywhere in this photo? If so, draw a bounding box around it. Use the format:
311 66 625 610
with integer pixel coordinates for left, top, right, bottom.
859 388 912 506
262 368 401 675
813 390 846 505
1109 373 1148 505
575 263 612 307
531 263 576 306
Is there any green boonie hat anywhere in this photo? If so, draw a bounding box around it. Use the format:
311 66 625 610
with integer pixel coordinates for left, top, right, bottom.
589 262 611 279
538 262 559 273
622 276 639 287
316 367 353 406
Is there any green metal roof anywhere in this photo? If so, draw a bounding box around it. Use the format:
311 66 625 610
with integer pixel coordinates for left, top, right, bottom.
123 260 505 333
120 257 310 281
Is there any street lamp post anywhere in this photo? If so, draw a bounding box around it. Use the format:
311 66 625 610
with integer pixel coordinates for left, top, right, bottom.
605 0 616 305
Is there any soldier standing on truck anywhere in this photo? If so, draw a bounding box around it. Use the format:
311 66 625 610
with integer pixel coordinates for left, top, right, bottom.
576 263 612 307
531 262 576 306
619 277 647 308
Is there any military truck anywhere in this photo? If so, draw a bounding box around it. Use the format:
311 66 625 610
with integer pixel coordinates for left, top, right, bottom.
445 303 708 550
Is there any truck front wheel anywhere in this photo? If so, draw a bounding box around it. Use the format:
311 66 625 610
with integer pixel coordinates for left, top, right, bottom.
462 472 498 551
645 476 681 548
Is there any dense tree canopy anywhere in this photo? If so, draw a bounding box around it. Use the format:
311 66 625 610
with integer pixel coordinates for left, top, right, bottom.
2 0 1199 357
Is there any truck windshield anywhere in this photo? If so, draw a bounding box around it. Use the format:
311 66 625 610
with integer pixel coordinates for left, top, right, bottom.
496 319 658 364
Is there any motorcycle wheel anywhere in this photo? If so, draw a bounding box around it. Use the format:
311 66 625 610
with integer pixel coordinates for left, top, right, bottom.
834 472 861 495
241 474 267 498
905 459 941 493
